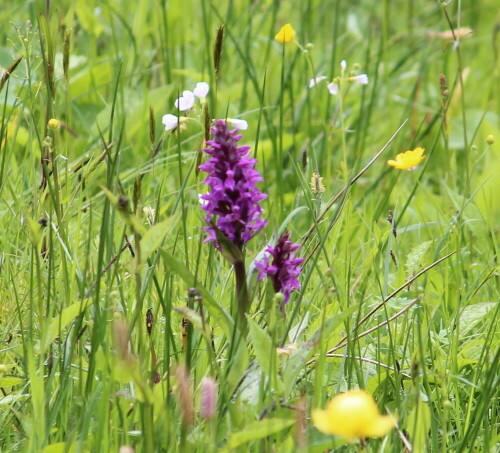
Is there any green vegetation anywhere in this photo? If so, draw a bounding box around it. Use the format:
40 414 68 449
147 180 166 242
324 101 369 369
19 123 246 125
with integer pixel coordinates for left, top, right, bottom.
0 0 499 451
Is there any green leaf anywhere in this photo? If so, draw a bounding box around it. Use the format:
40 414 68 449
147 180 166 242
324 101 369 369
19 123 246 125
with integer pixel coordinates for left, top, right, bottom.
405 240 432 277
224 418 296 450
139 217 176 266
459 302 496 335
0 377 26 387
247 318 274 377
406 396 431 453
35 299 92 354
43 442 79 453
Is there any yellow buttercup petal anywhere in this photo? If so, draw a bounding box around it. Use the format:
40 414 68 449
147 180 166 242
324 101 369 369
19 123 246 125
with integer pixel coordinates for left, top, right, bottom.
387 147 426 170
275 24 296 43
312 390 397 440
311 409 337 436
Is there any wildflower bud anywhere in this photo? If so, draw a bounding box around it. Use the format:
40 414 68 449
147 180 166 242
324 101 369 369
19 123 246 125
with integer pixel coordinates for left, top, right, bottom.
305 43 314 49
353 63 361 71
174 364 194 427
439 74 448 98
113 318 131 362
443 399 453 409
146 308 153 336
42 136 53 148
471 145 478 152
200 376 218 420
143 206 156 226
119 446 135 453
48 118 60 130
213 24 225 77
310 170 325 195
63 31 71 80
486 134 494 145
188 287 202 304
149 106 156 146
301 149 308 171
38 217 48 228
117 195 129 212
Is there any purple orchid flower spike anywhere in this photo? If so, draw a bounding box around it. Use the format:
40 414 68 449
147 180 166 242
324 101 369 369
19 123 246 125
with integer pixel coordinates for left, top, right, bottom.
199 120 267 251
256 232 305 305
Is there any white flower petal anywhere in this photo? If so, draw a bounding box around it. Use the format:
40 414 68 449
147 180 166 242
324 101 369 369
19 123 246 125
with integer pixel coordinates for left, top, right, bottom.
226 118 248 130
327 82 339 95
309 76 327 88
340 60 347 72
174 90 195 111
353 74 369 85
162 114 179 131
198 194 209 206
194 82 210 98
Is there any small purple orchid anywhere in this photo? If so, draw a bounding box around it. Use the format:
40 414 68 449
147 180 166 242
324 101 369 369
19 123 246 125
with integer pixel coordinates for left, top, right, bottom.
256 232 305 304
199 120 267 250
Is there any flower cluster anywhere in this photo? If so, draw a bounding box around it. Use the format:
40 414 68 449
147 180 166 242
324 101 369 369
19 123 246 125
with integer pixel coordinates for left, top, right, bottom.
309 60 368 96
162 82 209 131
255 232 304 304
312 389 396 440
199 120 267 249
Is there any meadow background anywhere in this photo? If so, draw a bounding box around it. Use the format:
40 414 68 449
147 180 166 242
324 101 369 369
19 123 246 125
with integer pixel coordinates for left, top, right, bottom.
0 0 499 451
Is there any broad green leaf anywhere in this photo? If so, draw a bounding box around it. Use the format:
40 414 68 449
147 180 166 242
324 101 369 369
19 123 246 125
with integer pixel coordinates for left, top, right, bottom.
459 302 496 335
224 418 296 450
406 396 431 453
139 217 176 266
405 240 432 276
0 377 25 387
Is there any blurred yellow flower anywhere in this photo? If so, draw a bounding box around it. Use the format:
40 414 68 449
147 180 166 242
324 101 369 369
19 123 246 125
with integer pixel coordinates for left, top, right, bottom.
312 389 396 440
48 118 61 129
275 24 295 43
387 147 425 170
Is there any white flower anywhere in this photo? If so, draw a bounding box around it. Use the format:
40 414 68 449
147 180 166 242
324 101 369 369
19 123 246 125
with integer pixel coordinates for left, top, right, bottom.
194 82 210 98
174 90 195 111
327 82 339 95
226 118 248 130
162 114 179 131
351 74 369 85
309 76 327 88
340 60 347 72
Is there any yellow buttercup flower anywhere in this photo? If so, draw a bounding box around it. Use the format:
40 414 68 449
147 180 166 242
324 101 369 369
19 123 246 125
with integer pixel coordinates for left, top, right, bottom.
312 389 396 440
275 24 295 43
387 147 425 170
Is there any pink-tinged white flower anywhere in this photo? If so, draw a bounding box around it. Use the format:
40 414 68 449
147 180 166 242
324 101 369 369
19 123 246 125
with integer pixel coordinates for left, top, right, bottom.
309 76 327 88
174 90 195 111
194 82 210 98
200 377 217 420
327 82 339 95
226 118 248 130
350 74 369 85
162 114 188 131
